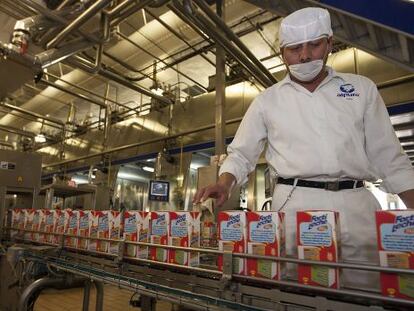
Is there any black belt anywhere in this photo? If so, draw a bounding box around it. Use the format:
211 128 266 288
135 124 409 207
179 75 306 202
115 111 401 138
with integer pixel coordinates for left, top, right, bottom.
277 177 364 191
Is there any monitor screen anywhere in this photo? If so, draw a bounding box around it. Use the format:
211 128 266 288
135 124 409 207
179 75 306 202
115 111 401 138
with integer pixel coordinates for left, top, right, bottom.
148 180 170 202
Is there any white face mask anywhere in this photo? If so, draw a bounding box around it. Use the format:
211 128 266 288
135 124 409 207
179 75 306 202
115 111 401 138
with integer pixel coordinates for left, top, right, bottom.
288 59 324 82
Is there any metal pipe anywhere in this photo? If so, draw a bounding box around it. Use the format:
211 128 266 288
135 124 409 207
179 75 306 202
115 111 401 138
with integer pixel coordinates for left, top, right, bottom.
145 8 215 68
0 125 35 138
106 0 138 17
116 31 208 92
82 280 91 311
18 277 87 311
1 101 65 126
47 0 113 49
40 79 107 108
109 0 153 27
172 1 271 88
193 0 276 85
44 116 243 168
67 55 173 106
57 0 77 10
103 83 110 148
94 281 104 311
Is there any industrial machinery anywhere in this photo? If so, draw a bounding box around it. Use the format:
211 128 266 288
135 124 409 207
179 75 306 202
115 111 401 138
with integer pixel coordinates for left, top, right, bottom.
1 226 413 311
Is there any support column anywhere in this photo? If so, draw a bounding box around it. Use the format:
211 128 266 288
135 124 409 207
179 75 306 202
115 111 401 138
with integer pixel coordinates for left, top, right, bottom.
215 0 226 156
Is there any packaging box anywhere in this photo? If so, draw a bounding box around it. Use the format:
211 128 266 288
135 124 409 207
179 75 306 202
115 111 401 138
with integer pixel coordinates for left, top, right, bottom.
53 209 67 244
32 210 46 242
109 211 122 254
201 221 217 248
89 211 110 252
44 210 56 243
376 210 414 300
10 209 24 238
247 212 285 279
23 209 35 241
150 212 170 262
124 211 149 259
297 210 340 289
168 212 200 266
78 211 90 250
65 210 79 248
218 211 247 275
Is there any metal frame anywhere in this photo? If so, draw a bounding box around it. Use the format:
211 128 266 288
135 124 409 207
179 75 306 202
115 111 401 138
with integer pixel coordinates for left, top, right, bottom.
3 227 414 311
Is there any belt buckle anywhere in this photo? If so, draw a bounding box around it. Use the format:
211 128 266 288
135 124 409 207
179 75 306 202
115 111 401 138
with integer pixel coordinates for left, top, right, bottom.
325 181 339 191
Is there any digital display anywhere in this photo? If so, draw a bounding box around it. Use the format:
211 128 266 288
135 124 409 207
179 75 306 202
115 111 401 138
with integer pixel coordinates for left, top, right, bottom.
149 180 169 202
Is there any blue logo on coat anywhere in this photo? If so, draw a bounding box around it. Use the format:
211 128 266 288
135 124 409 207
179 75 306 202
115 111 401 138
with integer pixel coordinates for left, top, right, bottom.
337 83 359 99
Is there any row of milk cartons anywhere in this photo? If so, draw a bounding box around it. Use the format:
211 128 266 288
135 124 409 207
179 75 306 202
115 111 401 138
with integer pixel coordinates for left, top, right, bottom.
7 209 200 267
218 210 414 300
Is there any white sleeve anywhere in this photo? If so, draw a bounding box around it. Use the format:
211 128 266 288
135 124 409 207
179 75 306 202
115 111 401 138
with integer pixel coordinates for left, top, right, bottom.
219 95 267 185
364 79 414 194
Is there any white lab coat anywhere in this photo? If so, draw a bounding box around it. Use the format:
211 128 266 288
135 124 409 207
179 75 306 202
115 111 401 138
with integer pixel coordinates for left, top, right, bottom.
219 67 414 289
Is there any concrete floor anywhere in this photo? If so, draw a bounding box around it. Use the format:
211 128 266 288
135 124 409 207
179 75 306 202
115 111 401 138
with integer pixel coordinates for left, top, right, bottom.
34 284 172 311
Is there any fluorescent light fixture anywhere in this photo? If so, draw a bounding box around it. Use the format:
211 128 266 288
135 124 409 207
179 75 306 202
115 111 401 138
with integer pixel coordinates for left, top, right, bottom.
34 133 46 143
142 166 154 172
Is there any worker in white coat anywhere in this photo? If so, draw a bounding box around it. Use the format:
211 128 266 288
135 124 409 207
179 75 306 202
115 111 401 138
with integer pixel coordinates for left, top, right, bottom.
193 7 414 289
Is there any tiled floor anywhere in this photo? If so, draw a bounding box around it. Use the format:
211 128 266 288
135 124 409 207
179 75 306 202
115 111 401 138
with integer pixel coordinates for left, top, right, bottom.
34 284 172 311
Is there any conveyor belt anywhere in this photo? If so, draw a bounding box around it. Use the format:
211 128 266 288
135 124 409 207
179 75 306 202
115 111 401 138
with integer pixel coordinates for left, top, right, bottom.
2 228 414 311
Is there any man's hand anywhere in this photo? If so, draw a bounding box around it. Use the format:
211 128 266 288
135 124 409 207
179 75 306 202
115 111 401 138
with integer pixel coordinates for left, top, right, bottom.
399 189 414 210
192 173 236 207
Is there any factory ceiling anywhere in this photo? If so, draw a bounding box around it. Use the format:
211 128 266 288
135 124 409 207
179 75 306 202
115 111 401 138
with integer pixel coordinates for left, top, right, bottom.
0 0 413 175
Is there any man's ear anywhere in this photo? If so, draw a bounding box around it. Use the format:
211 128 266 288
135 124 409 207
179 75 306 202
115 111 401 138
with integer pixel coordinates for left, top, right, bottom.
327 36 333 54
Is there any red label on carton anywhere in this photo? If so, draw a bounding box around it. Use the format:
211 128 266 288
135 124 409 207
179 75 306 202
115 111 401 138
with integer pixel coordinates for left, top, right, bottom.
297 210 340 289
247 212 285 279
168 212 200 266
376 210 414 300
218 211 247 275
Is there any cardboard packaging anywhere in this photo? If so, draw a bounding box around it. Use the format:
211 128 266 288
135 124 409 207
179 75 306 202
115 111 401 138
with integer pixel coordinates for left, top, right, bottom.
65 210 79 248
89 211 109 252
297 210 340 289
376 210 414 300
53 209 66 245
32 210 46 242
78 211 90 250
23 209 35 241
168 212 200 266
247 212 285 279
10 208 24 238
201 221 217 248
124 211 149 259
109 211 122 254
218 211 247 275
44 210 56 243
150 212 170 262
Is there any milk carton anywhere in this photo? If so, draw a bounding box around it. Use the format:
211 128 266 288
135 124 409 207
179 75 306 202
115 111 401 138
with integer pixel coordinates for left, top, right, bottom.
124 211 150 258
376 210 414 300
168 212 200 266
150 212 170 262
65 210 79 248
23 209 35 241
201 221 217 247
109 211 122 254
44 210 56 243
32 210 46 242
297 210 340 289
53 209 67 244
78 211 90 250
10 209 24 238
218 211 247 275
89 211 109 252
247 212 285 279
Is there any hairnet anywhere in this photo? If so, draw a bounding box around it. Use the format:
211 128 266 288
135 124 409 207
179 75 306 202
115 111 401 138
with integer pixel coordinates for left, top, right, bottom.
279 7 333 48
